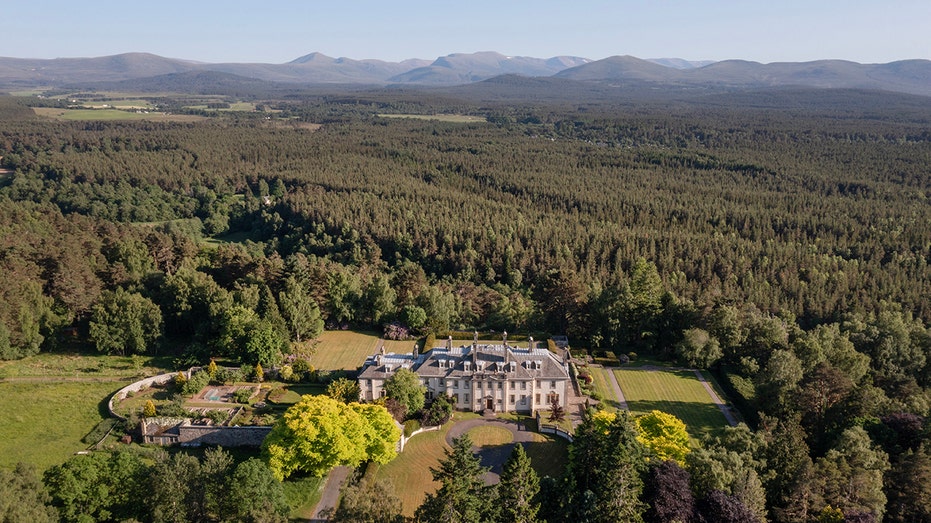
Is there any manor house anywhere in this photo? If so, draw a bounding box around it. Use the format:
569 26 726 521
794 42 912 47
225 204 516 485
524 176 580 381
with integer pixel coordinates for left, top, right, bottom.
358 333 570 414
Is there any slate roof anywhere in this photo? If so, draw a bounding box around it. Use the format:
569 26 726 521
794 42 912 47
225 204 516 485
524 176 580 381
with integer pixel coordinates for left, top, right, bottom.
358 344 568 381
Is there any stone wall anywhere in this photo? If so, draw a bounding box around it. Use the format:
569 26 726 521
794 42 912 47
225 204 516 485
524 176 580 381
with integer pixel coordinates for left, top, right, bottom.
177 422 272 447
109 371 190 421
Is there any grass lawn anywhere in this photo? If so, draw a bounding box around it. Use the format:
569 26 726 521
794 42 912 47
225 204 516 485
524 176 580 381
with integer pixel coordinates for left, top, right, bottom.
465 425 513 446
311 331 383 371
0 380 123 471
613 367 729 441
588 367 621 411
283 474 327 519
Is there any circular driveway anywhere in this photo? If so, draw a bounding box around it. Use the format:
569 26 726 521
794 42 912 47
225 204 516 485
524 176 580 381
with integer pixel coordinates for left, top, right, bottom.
445 417 539 484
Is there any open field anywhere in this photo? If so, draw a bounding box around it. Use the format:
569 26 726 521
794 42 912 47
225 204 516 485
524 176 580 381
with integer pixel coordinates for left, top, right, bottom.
613 367 729 440
0 380 123 470
377 113 486 123
33 107 205 122
0 352 170 380
311 331 384 370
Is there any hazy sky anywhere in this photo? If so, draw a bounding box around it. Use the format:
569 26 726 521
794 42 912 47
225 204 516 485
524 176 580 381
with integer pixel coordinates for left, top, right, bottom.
5 0 929 64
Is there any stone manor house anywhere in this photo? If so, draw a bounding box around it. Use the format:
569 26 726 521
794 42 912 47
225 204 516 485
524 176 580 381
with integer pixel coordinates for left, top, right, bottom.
357 333 570 413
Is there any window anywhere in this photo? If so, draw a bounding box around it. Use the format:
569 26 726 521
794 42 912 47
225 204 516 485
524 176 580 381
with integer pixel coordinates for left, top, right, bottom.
520 381 526 390
452 394 459 404
535 393 540 404
509 395 515 403
426 391 434 400
497 382 502 390
520 394 526 403
551 380 557 388
453 380 458 388
465 394 470 403
547 392 560 404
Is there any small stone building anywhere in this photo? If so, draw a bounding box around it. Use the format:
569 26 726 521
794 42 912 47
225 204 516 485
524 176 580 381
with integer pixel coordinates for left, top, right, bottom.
358 334 570 414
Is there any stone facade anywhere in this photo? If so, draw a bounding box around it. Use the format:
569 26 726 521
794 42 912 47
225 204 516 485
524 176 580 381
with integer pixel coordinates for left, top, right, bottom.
358 335 571 414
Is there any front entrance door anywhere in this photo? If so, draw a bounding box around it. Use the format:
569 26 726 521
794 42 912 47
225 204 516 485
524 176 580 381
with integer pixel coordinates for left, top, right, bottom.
486 398 494 411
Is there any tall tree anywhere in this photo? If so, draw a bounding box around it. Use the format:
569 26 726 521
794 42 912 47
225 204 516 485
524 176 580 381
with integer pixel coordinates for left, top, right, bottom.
415 434 489 523
497 443 540 523
228 458 289 523
1 463 57 523
89 288 163 355
813 427 890 522
278 275 324 342
263 395 398 480
643 460 695 523
332 479 406 523
384 367 427 416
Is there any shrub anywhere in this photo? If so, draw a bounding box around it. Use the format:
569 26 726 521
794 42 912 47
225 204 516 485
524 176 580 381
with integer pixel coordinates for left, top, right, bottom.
233 388 254 404
159 395 189 417
403 419 421 437
422 394 454 426
254 363 264 382
173 371 187 388
143 400 157 417
182 369 210 396
383 322 410 340
82 418 118 444
628 352 638 362
278 364 294 382
204 409 229 424
216 367 244 385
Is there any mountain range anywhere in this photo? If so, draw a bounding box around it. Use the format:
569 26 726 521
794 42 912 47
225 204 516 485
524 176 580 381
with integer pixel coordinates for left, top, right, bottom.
1 51 929 97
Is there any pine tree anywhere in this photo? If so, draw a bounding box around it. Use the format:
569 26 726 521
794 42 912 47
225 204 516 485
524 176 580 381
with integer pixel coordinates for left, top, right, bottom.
415 434 488 523
497 443 540 523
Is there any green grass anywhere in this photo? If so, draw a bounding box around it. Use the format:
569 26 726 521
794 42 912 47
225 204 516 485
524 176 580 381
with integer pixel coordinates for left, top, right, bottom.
377 113 486 123
0 352 171 379
613 367 729 441
465 425 514 446
0 380 123 471
374 421 449 517
588 367 621 411
311 331 383 370
283 474 327 519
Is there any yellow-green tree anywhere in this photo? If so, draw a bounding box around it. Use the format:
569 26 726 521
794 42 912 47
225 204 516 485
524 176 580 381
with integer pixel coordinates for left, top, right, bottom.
262 395 399 480
143 400 156 417
635 410 691 465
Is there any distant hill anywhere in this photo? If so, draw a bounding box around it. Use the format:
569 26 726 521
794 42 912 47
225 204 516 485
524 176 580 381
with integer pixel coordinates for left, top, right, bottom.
0 51 928 97
557 56 931 97
388 52 590 84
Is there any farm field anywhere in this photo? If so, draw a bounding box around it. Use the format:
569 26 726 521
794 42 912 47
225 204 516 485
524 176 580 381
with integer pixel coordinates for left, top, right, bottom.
0 380 123 470
32 107 205 121
613 367 729 440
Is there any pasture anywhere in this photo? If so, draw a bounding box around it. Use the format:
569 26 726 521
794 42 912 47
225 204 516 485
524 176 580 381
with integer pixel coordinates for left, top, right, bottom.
0 380 123 470
613 367 730 440
32 107 205 122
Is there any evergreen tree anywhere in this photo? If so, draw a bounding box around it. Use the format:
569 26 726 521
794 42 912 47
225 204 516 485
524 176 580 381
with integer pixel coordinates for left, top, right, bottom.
415 434 488 523
497 443 540 523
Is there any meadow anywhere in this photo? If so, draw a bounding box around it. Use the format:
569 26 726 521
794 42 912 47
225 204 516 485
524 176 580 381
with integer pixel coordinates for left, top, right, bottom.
377 113 486 123
0 379 124 470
